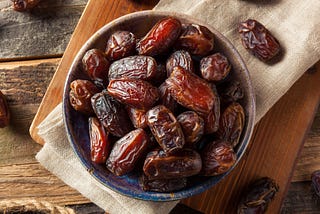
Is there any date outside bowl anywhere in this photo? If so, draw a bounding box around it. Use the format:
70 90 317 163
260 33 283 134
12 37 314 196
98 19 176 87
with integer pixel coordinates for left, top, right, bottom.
62 10 256 201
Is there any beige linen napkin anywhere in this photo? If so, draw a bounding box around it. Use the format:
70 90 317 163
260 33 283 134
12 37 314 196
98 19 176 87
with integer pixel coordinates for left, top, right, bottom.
36 0 320 213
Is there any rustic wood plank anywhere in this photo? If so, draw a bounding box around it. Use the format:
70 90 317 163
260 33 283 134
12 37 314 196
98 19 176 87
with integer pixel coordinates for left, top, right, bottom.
0 0 88 61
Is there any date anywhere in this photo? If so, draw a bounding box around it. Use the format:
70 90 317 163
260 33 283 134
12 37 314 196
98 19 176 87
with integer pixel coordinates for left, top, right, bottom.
107 78 159 110
137 17 182 56
69 79 99 115
91 91 133 137
108 56 157 81
166 66 214 114
158 82 177 113
0 91 10 128
146 105 185 154
200 53 231 81
126 106 147 129
105 31 136 61
238 19 281 62
12 0 40 11
106 128 148 176
201 140 236 176
219 81 244 105
166 50 194 76
143 148 202 180
140 174 187 192
89 117 110 164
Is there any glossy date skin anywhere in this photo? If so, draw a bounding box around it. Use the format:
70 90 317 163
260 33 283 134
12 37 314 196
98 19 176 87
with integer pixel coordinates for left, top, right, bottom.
177 111 204 145
106 128 148 176
238 177 279 214
105 31 136 61
126 106 147 129
238 19 281 62
166 50 194 76
108 56 157 81
166 66 214 114
91 91 133 137
158 82 177 113
107 78 159 110
89 117 110 164
137 17 182 56
0 91 10 128
146 105 185 154
69 79 99 115
143 149 202 180
140 174 187 192
200 53 231 82
12 0 40 11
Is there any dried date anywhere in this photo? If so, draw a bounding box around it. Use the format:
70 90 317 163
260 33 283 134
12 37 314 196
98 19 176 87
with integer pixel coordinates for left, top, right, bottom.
106 128 148 176
238 19 281 62
105 31 136 61
137 17 182 56
219 81 244 105
126 106 147 129
12 0 40 11
146 105 185 154
166 66 214 114
200 53 231 81
312 170 320 197
69 79 99 115
107 78 159 110
143 148 202 180
201 140 236 176
238 177 279 214
91 91 133 137
158 82 177 113
140 174 187 192
166 50 194 76
0 91 10 128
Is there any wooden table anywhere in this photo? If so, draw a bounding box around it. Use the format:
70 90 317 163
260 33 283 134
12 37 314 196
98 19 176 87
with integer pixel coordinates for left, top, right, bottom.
1 0 320 213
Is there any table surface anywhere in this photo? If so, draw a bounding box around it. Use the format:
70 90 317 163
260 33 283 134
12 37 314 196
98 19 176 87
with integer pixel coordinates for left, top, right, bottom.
1 0 320 213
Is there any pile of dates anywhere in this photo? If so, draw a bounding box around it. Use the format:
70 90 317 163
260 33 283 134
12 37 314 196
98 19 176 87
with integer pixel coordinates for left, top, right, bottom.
69 17 246 193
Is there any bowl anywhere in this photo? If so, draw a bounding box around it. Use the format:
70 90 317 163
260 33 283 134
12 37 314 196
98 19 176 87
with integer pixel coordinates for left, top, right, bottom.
62 10 255 201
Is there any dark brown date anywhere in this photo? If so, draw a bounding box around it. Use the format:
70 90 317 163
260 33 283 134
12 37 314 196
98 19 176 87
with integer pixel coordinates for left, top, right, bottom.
238 177 279 214
166 50 194 76
175 24 214 56
140 174 187 192
201 140 236 176
126 106 147 129
12 0 40 11
238 19 281 62
89 117 110 164
146 105 185 154
219 81 244 105
107 78 159 110
106 128 148 176
0 91 10 128
143 148 202 180
137 17 182 56
105 31 136 61
217 102 245 147
177 111 204 146
158 82 177 113
166 66 214 114
82 49 110 88
108 56 157 81
69 79 99 115
200 53 231 81
312 170 320 197
91 91 133 137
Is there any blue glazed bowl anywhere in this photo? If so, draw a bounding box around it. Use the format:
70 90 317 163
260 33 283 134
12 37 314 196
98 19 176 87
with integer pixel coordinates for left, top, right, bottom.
62 10 255 201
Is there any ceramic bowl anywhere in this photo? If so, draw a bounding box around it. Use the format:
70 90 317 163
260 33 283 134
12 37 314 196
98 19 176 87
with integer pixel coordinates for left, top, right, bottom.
62 10 255 201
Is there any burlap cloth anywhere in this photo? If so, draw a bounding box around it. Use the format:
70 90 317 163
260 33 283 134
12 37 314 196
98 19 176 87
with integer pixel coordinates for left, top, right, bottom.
36 0 320 213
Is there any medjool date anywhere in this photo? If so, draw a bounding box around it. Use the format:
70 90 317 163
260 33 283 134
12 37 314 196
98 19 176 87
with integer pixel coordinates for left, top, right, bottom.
158 82 177 113
140 174 187 192
105 31 136 61
166 50 194 76
126 106 147 129
12 0 40 11
200 53 231 82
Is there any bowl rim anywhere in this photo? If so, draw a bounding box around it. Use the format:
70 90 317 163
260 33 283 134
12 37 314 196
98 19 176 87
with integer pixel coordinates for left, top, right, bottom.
62 10 256 201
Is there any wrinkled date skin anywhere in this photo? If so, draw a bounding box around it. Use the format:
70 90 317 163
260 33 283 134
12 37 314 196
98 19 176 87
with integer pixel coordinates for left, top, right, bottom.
143 148 202 180
137 17 182 56
166 66 214 114
0 91 10 128
238 19 281 62
312 170 320 197
12 0 40 11
166 50 194 76
105 31 136 61
108 56 157 81
82 49 110 88
107 78 159 110
146 105 185 154
140 174 187 192
177 111 204 146
158 82 177 113
175 24 214 56
69 79 99 115
106 128 148 176
126 106 147 129
217 102 245 147
200 53 231 82
219 81 244 106
89 117 110 164
91 91 133 137
201 140 236 176
238 177 279 214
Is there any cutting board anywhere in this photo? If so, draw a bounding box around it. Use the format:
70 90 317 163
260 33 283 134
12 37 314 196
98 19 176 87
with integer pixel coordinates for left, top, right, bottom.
29 0 320 213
